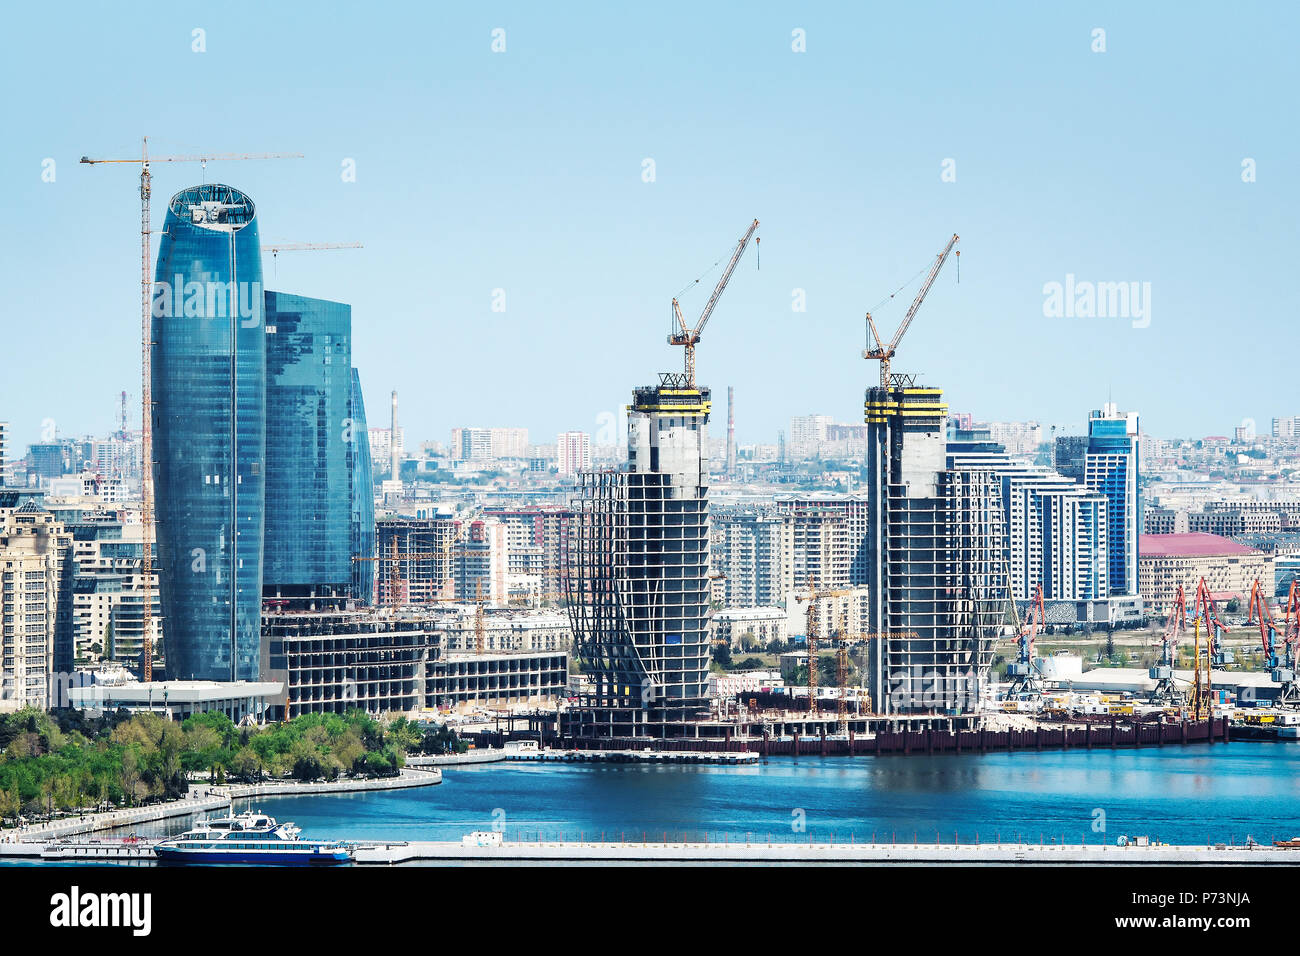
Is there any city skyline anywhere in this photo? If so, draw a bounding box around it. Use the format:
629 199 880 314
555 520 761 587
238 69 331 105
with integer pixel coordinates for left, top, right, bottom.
4 3 1298 453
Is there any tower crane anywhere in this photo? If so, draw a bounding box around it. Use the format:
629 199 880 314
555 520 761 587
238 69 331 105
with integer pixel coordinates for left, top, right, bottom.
862 233 959 387
1148 584 1187 706
795 578 857 717
669 218 759 388
1005 583 1046 700
1247 579 1299 706
263 241 363 258
80 138 303 681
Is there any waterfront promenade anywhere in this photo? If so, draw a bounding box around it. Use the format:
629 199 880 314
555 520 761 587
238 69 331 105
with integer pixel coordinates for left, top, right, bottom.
0 767 442 845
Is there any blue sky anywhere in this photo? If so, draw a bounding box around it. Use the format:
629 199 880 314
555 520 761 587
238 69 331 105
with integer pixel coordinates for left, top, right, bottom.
3 1 1296 453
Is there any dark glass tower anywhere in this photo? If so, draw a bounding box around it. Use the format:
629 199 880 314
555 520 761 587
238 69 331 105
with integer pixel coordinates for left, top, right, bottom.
349 368 376 605
151 184 265 681
263 292 354 602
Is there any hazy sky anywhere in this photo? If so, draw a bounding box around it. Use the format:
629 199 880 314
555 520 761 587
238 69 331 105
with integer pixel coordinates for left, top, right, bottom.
3 1 1296 453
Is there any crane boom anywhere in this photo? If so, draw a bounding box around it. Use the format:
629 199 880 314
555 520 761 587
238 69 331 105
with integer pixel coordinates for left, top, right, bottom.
264 241 363 256
863 233 959 387
81 151 303 165
668 218 759 388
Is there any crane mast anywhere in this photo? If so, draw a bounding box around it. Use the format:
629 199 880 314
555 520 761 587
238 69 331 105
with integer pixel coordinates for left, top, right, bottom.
863 233 959 387
669 218 759 388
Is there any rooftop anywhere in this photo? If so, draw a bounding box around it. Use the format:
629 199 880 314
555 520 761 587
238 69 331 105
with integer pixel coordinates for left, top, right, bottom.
1139 532 1261 558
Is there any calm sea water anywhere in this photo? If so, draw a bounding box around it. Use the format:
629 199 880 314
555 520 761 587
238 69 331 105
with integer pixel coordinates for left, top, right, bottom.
62 741 1300 849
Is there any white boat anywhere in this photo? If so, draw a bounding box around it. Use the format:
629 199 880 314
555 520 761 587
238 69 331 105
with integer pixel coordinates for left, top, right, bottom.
153 809 352 865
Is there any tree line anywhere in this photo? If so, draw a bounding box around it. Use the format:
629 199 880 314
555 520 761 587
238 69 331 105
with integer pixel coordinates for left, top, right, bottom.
0 708 466 826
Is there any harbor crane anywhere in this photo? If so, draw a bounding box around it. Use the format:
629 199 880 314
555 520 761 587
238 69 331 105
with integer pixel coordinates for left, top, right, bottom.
863 233 959 387
1189 578 1232 720
669 218 759 388
1005 583 1046 700
80 138 303 681
1247 579 1300 707
1148 584 1187 706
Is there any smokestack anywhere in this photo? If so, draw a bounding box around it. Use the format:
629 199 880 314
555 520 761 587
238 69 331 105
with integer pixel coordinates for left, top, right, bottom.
726 385 736 478
390 390 400 479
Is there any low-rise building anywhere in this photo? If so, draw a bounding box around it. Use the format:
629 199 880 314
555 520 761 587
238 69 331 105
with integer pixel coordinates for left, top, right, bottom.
711 607 787 649
1138 533 1274 610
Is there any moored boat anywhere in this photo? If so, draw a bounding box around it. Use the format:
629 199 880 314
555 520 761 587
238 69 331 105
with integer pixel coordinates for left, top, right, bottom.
153 809 352 865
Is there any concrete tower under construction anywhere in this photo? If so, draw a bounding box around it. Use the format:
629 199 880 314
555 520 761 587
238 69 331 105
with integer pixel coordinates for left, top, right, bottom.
864 383 1006 716
565 375 713 737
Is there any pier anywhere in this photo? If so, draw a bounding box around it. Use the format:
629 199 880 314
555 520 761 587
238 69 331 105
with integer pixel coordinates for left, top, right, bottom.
350 836 1300 865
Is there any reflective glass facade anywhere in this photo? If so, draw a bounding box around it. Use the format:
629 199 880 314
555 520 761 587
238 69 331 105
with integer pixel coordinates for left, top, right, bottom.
151 184 265 681
263 293 353 598
349 368 376 604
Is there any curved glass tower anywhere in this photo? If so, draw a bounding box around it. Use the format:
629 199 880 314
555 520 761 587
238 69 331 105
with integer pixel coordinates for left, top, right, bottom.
151 184 265 681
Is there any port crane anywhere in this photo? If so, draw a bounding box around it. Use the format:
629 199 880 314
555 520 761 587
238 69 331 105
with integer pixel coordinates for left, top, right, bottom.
863 234 959 387
80 138 303 681
669 218 759 388
1005 583 1046 700
1148 585 1187 706
1247 579 1300 706
1189 578 1232 720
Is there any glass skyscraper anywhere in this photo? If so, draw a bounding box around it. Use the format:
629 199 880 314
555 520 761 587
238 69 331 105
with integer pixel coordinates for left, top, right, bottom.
263 292 354 600
1084 403 1140 596
151 184 265 681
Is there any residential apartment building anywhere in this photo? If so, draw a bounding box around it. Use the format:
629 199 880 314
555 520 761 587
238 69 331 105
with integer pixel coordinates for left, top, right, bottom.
0 501 73 710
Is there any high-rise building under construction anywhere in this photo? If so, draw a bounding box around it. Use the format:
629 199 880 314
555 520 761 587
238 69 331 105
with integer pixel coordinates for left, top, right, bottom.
566 376 712 736
864 384 1006 716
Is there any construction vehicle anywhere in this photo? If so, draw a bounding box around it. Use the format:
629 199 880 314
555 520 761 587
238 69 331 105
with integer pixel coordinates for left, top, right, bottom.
863 234 959 387
1247 578 1300 706
668 218 759 388
1148 584 1187 705
1005 583 1046 700
80 139 302 681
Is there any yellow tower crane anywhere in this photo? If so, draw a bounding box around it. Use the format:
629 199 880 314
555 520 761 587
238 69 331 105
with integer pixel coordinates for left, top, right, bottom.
795 579 857 717
669 218 759 388
863 233 959 387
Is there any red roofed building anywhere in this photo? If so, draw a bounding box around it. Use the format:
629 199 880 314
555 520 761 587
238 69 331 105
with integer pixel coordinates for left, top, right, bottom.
1139 533 1273 611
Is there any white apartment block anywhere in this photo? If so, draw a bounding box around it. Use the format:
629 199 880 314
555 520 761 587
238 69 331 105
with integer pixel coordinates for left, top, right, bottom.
451 426 530 461
711 607 787 649
435 607 573 654
985 421 1043 456
1273 416 1300 440
789 414 833 458
1 503 72 710
556 431 591 476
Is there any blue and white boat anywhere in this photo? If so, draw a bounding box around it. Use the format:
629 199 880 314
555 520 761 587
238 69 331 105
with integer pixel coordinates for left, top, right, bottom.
153 809 353 865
